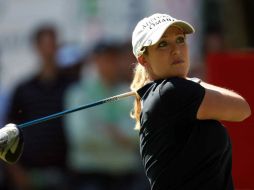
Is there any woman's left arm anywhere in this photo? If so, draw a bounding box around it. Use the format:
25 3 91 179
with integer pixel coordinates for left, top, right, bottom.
197 81 251 122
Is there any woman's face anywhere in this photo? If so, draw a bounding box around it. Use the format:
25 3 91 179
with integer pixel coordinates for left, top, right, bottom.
141 26 190 80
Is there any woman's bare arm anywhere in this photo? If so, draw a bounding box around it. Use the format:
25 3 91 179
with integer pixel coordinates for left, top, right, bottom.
197 81 251 122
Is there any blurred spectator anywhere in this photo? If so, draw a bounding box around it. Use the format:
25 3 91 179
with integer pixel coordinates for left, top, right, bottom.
4 24 82 190
242 0 254 47
57 43 86 83
202 26 225 57
221 0 248 49
118 41 136 83
64 39 149 190
202 0 254 51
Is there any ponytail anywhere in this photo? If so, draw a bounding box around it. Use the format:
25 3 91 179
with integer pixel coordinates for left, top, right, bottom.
130 64 150 130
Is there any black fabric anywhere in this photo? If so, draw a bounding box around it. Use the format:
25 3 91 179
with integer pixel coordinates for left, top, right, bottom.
137 77 234 190
7 74 72 168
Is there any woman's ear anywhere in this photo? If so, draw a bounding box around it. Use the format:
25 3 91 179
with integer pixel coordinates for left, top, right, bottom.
138 55 147 67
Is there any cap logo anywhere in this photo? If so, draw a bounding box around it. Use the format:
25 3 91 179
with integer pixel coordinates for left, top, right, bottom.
141 15 173 31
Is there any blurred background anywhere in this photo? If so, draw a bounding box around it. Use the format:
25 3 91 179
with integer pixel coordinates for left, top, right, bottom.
0 0 253 189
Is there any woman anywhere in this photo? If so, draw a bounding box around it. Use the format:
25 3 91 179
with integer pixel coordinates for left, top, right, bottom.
130 13 251 190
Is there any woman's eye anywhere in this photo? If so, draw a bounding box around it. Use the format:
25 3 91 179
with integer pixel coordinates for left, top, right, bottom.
176 36 185 44
158 41 168 47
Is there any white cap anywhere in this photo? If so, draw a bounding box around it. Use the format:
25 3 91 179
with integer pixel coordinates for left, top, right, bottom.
132 13 195 58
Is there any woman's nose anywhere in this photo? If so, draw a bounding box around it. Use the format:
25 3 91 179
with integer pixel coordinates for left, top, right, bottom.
170 44 180 55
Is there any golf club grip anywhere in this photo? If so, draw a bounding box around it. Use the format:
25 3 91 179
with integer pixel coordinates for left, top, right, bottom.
17 91 136 129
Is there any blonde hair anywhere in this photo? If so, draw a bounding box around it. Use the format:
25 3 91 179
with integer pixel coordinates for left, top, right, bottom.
130 63 150 130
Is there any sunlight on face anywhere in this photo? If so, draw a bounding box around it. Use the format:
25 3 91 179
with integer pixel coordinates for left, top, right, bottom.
143 26 190 80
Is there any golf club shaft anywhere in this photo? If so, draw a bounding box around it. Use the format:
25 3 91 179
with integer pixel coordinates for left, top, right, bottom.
17 91 136 129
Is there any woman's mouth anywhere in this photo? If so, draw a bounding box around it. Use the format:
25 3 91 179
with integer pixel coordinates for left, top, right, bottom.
172 59 184 65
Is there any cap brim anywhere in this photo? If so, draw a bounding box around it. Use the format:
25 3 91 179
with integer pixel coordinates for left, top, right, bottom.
143 20 195 47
